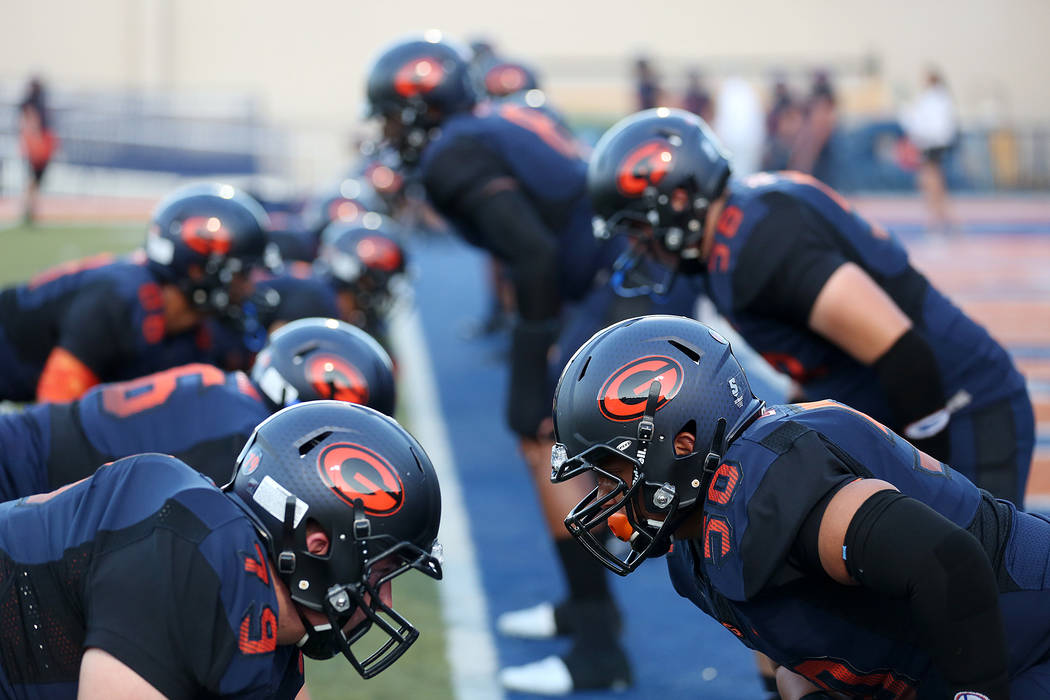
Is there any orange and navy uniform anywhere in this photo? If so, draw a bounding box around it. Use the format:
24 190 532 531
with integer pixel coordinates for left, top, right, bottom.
0 454 303 699
700 172 1033 502
0 364 271 501
666 401 1050 698
0 254 189 402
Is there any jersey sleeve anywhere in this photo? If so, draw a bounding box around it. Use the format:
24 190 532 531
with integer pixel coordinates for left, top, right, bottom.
57 284 138 378
706 425 856 601
733 197 847 325
84 511 299 699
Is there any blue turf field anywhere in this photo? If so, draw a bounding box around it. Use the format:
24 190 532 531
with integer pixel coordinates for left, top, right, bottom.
408 235 768 699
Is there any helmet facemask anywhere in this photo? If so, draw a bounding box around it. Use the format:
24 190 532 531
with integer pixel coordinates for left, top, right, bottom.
595 185 710 298
275 497 443 678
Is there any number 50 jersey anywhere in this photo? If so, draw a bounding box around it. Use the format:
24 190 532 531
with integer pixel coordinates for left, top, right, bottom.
0 363 270 501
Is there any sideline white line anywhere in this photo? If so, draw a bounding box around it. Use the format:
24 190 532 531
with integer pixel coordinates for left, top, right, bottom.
390 306 504 700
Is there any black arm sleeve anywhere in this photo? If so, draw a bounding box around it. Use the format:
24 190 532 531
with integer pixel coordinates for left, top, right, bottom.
871 328 950 460
424 138 560 322
844 490 1010 698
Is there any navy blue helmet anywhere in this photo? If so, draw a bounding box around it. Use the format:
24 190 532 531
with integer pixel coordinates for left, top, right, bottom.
145 182 271 314
365 33 476 163
225 400 441 677
551 315 763 574
250 317 396 416
588 109 732 294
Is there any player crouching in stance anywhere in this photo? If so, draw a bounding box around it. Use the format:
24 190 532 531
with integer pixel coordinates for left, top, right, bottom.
0 400 442 698
551 314 1050 699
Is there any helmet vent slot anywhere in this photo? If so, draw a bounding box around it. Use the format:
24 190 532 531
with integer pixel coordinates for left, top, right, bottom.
577 356 591 381
668 340 701 364
297 430 332 457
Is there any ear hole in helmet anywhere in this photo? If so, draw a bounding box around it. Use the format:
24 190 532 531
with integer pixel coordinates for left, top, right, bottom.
668 339 700 364
676 420 698 456
305 518 331 556
297 430 333 457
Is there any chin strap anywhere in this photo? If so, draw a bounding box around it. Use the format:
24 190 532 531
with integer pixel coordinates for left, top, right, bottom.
635 380 662 466
698 418 728 496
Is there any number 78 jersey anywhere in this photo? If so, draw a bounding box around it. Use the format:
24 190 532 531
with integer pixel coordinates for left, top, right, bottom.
5 363 271 501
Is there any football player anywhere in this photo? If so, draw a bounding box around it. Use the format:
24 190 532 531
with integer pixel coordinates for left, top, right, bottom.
0 182 271 402
0 317 394 502
365 33 641 693
0 399 443 697
315 213 409 347
552 315 1050 699
586 108 1034 506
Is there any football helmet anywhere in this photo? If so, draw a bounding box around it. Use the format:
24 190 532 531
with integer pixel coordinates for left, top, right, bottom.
300 178 390 240
550 315 763 575
316 214 408 331
588 108 732 294
480 60 539 99
145 182 271 315
365 33 476 164
251 317 396 416
225 400 442 677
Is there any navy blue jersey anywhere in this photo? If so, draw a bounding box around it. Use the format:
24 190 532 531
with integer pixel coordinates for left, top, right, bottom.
702 171 1031 495
418 102 613 299
0 454 303 699
0 364 270 502
0 253 174 400
667 401 1050 698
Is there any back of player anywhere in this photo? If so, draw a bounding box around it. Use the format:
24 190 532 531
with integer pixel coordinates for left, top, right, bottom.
420 102 613 298
2 364 269 501
0 254 164 401
670 400 1050 697
0 454 302 699
706 172 1033 500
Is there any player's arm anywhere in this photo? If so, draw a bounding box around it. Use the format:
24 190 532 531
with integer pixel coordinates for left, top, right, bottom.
79 648 167 700
815 479 1010 698
807 263 949 455
740 207 948 454
36 347 101 402
424 138 560 437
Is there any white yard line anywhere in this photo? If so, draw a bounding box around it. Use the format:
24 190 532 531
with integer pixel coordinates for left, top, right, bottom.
390 307 504 700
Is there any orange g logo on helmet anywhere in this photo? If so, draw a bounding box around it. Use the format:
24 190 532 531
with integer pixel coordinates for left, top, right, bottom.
598 355 684 422
356 236 403 271
305 354 369 405
394 57 446 98
616 140 674 197
180 216 232 256
317 443 404 516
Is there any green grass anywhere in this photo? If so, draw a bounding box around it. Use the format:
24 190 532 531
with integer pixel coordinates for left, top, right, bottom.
1 221 455 700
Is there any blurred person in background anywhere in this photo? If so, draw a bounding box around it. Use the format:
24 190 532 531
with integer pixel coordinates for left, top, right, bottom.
0 318 394 502
762 75 803 171
633 56 663 110
900 66 959 235
17 77 58 225
789 70 838 183
0 183 269 402
713 77 764 175
681 68 714 124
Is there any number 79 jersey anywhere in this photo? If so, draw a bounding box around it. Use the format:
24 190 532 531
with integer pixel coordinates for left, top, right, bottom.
0 454 303 699
1 363 271 501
